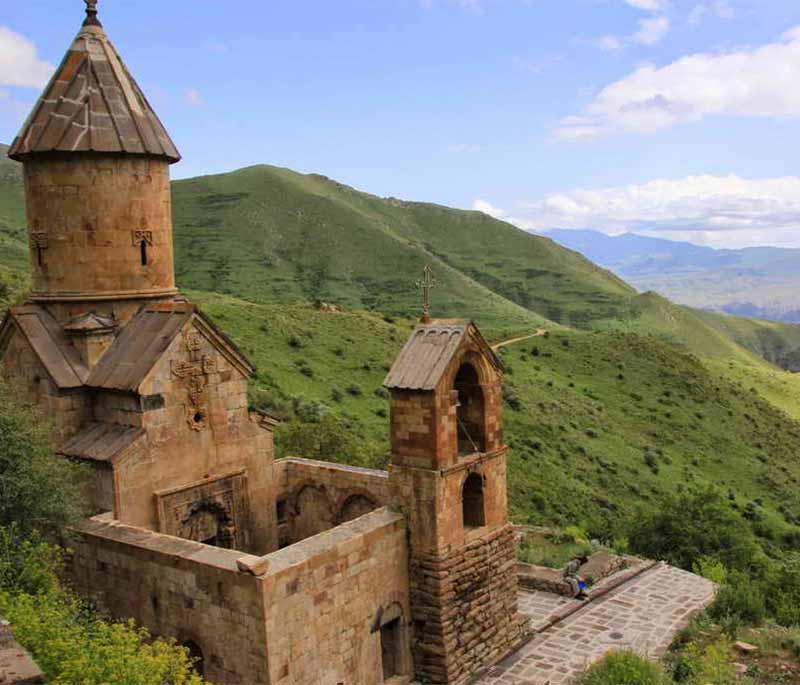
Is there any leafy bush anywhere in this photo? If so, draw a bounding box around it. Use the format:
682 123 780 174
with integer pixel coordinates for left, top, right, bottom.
1 591 204 684
0 383 88 537
275 413 368 465
345 384 363 397
578 650 669 685
709 570 766 628
0 526 204 684
692 556 728 585
0 526 62 596
627 488 765 575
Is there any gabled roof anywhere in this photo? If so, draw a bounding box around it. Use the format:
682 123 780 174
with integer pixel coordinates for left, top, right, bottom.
8 7 180 163
58 421 144 464
86 301 254 392
0 305 88 389
383 319 502 391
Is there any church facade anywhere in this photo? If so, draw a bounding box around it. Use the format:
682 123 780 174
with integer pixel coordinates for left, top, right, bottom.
0 4 522 683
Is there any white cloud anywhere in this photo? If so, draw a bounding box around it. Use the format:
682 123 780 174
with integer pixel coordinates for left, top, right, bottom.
688 1 735 25
557 26 800 141
477 175 800 248
632 16 670 45
0 27 54 89
184 89 203 106
625 0 669 11
472 199 507 218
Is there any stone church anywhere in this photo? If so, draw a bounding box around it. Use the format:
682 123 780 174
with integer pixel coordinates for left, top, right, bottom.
0 3 523 683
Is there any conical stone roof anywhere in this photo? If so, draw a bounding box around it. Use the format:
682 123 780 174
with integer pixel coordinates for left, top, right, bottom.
8 4 180 163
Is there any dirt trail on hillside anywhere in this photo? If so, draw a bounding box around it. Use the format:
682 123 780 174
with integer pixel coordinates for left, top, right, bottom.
491 329 547 351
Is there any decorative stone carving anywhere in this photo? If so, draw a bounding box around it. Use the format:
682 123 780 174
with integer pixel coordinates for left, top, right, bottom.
171 330 217 430
155 470 248 550
131 229 153 246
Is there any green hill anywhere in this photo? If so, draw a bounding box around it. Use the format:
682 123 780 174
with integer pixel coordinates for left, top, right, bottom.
187 292 800 544
0 144 27 276
170 165 633 334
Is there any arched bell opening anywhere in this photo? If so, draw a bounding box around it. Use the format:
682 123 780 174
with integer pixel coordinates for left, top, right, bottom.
453 362 486 456
462 472 486 529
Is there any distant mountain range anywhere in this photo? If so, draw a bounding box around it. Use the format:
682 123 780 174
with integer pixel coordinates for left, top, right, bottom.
546 229 800 323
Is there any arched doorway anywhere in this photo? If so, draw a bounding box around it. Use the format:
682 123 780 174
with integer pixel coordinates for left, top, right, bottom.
462 473 485 528
179 500 235 549
337 494 378 524
293 485 333 542
454 362 486 455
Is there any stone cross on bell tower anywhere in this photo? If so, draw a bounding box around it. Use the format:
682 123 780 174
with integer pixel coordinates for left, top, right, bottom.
416 265 437 323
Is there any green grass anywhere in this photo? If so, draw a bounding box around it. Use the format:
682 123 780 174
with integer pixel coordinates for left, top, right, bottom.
188 292 800 547
169 164 614 332
497 330 800 538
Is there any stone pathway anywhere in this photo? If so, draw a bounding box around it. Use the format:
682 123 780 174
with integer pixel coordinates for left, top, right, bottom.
477 563 715 684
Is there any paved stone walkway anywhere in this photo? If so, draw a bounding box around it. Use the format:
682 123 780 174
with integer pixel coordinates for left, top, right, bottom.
478 563 715 684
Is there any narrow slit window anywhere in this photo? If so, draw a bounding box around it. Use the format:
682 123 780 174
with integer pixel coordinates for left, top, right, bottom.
140 239 148 266
36 244 44 268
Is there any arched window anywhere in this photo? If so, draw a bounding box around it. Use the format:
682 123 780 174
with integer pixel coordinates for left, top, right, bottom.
462 473 485 528
454 362 486 455
337 494 378 524
140 239 148 266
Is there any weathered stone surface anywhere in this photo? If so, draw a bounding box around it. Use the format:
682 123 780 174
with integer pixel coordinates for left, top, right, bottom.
478 564 716 685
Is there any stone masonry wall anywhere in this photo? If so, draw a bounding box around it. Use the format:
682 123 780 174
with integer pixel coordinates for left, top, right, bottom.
114 317 276 553
0 326 88 442
410 524 523 684
259 507 412 684
71 515 268 684
274 457 391 546
23 155 176 304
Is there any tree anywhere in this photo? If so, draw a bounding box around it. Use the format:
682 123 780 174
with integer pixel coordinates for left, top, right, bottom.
627 487 766 575
0 383 87 537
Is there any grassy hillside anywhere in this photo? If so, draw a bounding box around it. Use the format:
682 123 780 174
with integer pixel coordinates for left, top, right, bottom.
188 292 800 545
170 165 631 332
0 144 27 276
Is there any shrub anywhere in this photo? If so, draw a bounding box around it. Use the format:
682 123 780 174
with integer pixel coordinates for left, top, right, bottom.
627 488 766 574
345 384 363 397
503 386 522 411
578 650 669 685
0 384 88 537
1 591 204 684
275 414 367 465
692 556 727 585
709 570 766 627
0 526 205 684
331 387 343 403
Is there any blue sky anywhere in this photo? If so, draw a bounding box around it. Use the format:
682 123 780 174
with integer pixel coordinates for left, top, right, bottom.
3 0 800 248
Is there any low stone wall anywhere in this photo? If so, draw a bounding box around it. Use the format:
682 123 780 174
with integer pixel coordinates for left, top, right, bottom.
274 457 391 546
72 507 412 685
70 514 269 684
517 552 630 597
411 525 524 684
256 507 412 684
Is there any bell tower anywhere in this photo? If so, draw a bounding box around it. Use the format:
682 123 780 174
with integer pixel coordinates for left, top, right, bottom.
8 0 180 323
385 319 522 684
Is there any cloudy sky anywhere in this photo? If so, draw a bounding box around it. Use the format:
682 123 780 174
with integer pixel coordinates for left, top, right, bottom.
2 0 800 248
